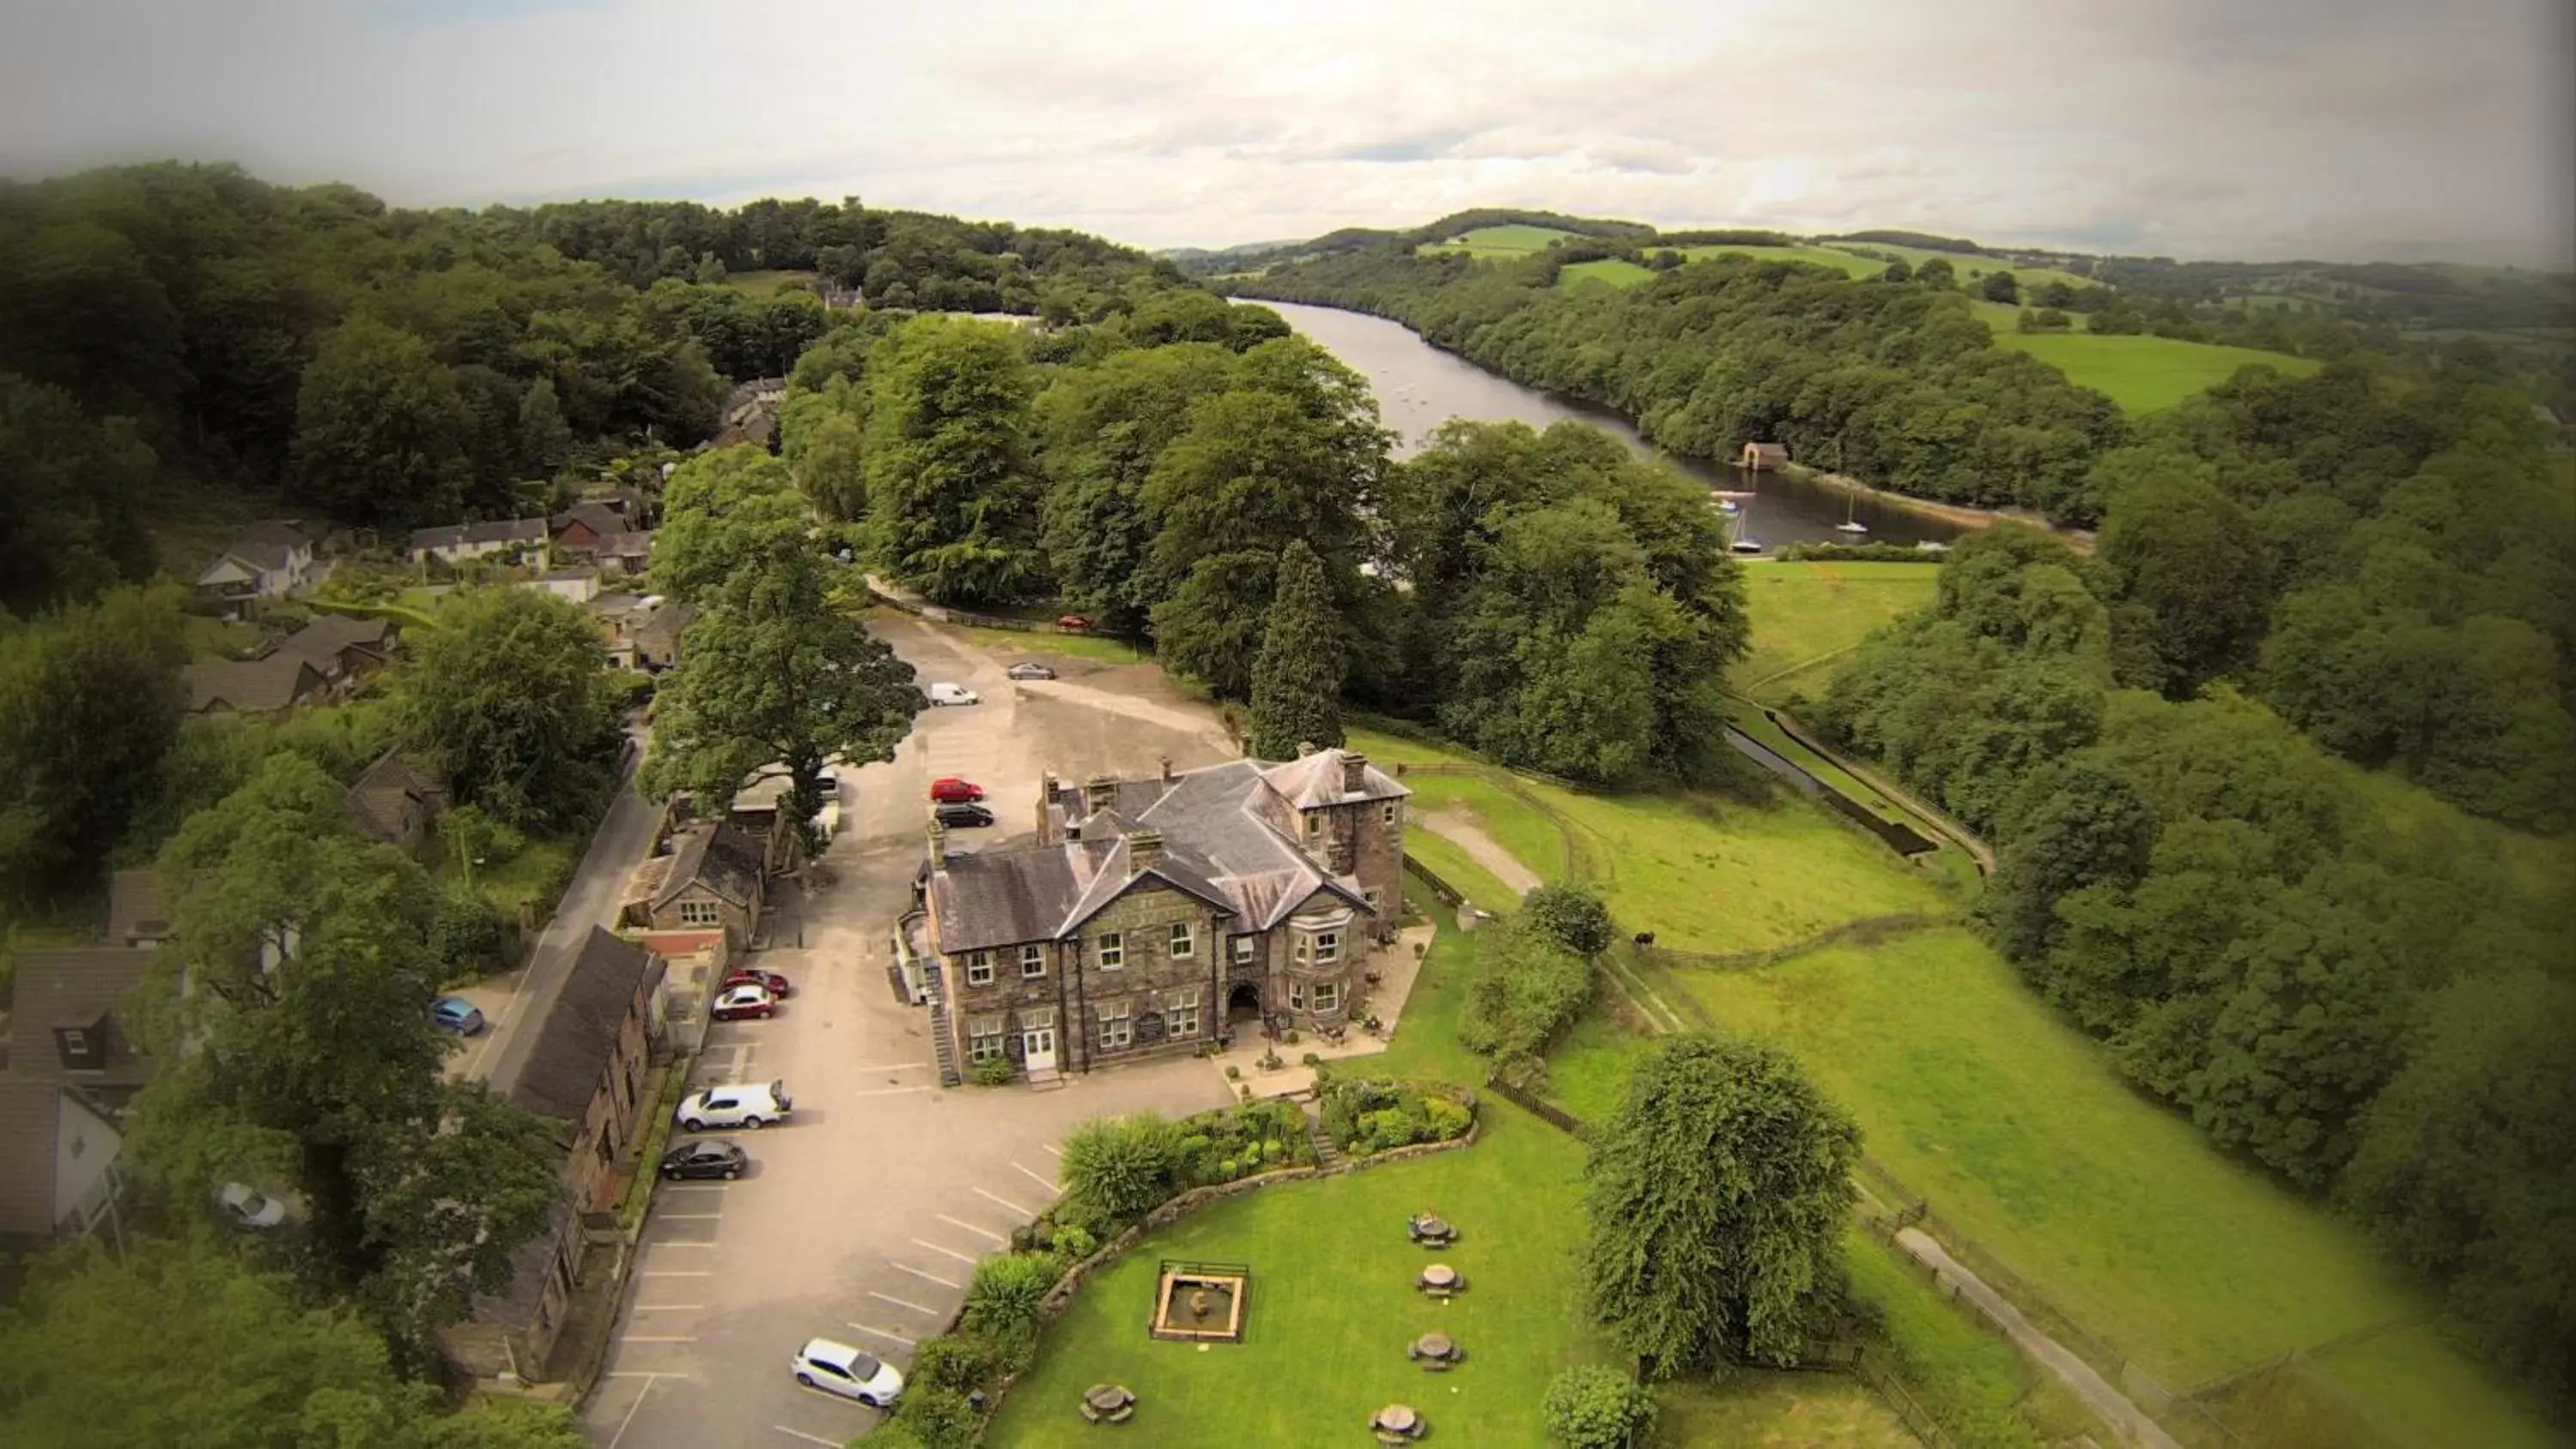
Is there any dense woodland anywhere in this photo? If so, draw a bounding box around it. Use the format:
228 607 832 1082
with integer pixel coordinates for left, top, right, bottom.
777 302 1751 787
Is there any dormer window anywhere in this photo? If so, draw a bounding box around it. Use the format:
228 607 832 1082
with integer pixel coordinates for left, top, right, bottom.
1304 813 1322 839
54 1022 104 1071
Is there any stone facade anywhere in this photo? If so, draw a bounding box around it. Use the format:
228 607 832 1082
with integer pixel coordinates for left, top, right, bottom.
927 749 1407 1078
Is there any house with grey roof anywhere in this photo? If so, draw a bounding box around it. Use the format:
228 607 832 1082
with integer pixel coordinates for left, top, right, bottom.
406 518 548 567
924 748 1407 1082
345 747 449 852
106 869 175 948
623 820 767 948
193 520 316 603
274 614 398 698
185 653 326 716
3 947 158 1116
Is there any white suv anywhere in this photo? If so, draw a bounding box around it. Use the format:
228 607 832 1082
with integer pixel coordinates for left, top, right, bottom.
676 1079 792 1131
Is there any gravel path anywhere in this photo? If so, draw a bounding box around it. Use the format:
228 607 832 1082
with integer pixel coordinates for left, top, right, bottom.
1420 809 1544 895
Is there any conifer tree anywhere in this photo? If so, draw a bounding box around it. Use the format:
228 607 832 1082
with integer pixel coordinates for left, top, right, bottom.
1249 538 1344 759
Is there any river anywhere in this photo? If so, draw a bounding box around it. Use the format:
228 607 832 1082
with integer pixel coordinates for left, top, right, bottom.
1257 300 1967 550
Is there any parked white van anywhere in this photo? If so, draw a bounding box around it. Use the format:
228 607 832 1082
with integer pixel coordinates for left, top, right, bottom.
926 682 981 706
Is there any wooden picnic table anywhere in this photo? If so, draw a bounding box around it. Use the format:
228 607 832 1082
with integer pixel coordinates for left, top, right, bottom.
1374 1404 1420 1435
1413 1332 1455 1360
1419 1264 1460 1290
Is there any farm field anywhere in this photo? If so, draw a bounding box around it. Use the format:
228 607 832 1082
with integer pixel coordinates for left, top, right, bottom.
1683 242 1889 278
1735 561 1941 703
1823 241 2096 298
1558 257 1655 288
1419 222 1585 257
718 267 817 300
1995 328 2324 413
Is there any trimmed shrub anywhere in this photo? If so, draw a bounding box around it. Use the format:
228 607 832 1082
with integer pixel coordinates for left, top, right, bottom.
1059 1113 1186 1221
890 1385 978 1449
970 1056 1013 1088
963 1252 1057 1337
1542 1365 1658 1447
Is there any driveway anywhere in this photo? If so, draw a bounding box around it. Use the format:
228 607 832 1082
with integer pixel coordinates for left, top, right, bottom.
582 622 1236 1449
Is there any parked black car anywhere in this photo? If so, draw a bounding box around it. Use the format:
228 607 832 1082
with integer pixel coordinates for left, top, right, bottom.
659 1138 750 1181
935 802 996 828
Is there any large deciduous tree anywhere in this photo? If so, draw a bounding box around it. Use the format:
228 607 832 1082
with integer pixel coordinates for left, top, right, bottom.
644 448 917 846
399 585 619 830
129 754 564 1363
1249 539 1344 759
862 317 1044 603
0 373 158 613
1583 1034 1858 1379
288 316 474 527
2098 473 2273 697
0 585 188 906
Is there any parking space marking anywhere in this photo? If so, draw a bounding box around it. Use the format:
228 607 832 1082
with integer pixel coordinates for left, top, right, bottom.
913 1238 978 1265
630 1303 705 1311
647 1241 718 1248
852 1062 928 1072
975 1185 1036 1216
605 1373 665 1449
774 1427 844 1447
656 1213 723 1220
639 1270 711 1276
854 1084 933 1097
869 1289 940 1316
848 1321 919 1346
891 1261 961 1288
1011 1160 1060 1194
936 1213 1007 1245
620 1335 697 1344
1041 1142 1064 1156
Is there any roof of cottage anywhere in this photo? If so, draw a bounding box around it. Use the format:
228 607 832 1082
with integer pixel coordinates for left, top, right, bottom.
508 928 663 1123
652 822 764 910
408 518 549 552
0 1080 69 1238
275 615 392 670
185 655 323 713
4 949 156 1089
344 748 446 845
551 502 627 538
106 869 173 945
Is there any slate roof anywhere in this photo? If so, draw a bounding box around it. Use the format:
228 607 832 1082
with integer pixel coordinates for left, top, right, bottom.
551 502 627 539
204 520 313 577
408 518 548 553
5 948 156 1088
344 748 447 845
933 749 1397 952
508 928 662 1123
652 822 764 909
185 655 324 712
0 1080 67 1238
597 530 656 561
106 870 173 946
275 615 392 670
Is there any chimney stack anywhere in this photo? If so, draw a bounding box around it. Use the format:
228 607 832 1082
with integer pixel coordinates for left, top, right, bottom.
1297 741 1316 759
1128 829 1165 873
1342 751 1368 795
1084 773 1116 811
1158 755 1174 784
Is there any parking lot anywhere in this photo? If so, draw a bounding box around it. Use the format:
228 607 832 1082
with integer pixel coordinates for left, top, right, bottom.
583 621 1236 1448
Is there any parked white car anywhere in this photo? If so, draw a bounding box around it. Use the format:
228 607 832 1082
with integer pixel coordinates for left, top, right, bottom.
676 1079 793 1131
217 1183 287 1230
791 1337 904 1407
925 682 980 706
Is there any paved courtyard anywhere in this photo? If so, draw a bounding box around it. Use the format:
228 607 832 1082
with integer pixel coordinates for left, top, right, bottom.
582 621 1237 1449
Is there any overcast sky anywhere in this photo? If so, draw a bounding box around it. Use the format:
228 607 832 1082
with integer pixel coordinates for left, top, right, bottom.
4 0 2570 265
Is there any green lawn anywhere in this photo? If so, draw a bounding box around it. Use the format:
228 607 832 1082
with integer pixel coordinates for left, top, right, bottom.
1996 330 2323 414
1654 1370 1918 1447
1665 926 2561 1446
1402 828 1523 912
1682 243 1892 279
720 268 818 300
1736 561 1941 704
947 621 1150 665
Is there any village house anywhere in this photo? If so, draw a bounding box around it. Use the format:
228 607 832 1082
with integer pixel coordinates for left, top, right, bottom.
184 653 326 717
549 501 631 556
0 1079 125 1251
623 819 767 949
407 518 549 567
441 928 665 1386
521 568 600 605
272 614 399 700
2 948 158 1119
594 529 656 578
344 747 450 853
924 748 1406 1081
192 520 318 604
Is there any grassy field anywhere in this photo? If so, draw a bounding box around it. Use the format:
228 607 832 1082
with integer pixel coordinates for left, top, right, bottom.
1996 329 2324 414
720 268 818 300
1662 927 2560 1446
946 621 1150 665
1735 561 1941 704
1825 242 2096 299
1419 223 1584 258
1683 243 1891 279
1558 257 1656 288
1402 825 1524 911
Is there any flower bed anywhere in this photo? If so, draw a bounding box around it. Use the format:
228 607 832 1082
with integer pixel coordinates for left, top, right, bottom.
1316 1076 1476 1156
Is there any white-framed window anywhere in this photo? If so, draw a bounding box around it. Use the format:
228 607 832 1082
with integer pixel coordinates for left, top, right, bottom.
1231 935 1256 964
1382 801 1399 825
1315 931 1340 965
1097 1003 1133 1050
60 1028 89 1057
1166 997 1201 1039
1293 934 1310 965
964 950 993 986
1289 981 1308 1012
1097 932 1123 969
1170 922 1194 958
969 1026 1006 1064
677 899 721 928
1314 981 1341 1013
1020 944 1046 979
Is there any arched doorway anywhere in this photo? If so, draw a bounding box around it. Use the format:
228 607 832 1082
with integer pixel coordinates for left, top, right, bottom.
1226 982 1262 1026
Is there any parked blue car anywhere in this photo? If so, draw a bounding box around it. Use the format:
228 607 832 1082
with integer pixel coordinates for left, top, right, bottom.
430 996 486 1035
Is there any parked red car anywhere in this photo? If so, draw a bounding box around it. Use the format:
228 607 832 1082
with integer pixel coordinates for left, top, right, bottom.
1054 615 1091 632
722 967 793 998
930 777 985 803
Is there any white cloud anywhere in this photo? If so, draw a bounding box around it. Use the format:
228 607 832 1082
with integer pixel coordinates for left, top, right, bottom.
0 0 2567 264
